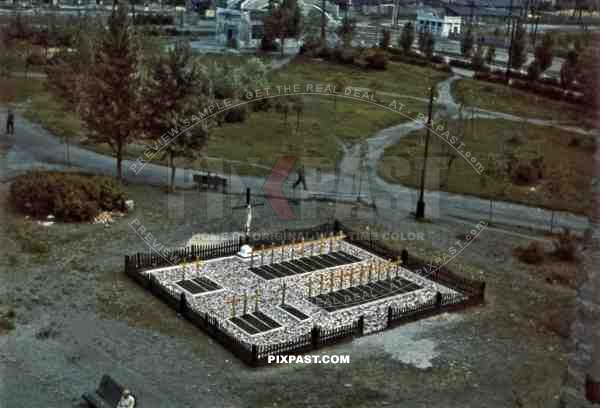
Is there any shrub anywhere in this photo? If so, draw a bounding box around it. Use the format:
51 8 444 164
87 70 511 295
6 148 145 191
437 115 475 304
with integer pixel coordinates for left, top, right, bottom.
365 49 387 70
223 105 247 123
552 228 578 262
430 54 446 64
516 241 545 264
332 47 356 65
527 61 541 81
10 171 127 222
510 159 544 185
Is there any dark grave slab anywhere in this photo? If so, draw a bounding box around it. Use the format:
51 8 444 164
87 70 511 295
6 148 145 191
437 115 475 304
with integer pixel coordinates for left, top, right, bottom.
176 279 206 295
309 277 423 311
249 267 276 280
279 304 310 321
313 255 339 267
269 263 296 277
240 314 272 332
262 265 288 278
253 311 282 329
293 259 321 272
280 261 307 274
230 316 260 334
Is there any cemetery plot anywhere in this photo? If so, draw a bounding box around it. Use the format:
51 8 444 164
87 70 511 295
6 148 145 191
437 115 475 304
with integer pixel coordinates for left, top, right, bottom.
176 277 222 295
309 277 422 312
279 303 310 321
230 311 282 335
249 251 361 280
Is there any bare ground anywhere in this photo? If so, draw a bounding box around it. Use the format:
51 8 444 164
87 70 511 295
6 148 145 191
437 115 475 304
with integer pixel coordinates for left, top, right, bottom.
0 183 574 408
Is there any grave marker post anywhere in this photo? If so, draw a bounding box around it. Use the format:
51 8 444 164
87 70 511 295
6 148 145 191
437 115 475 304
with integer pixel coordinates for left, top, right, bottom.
271 243 275 264
330 271 334 292
243 291 248 315
261 245 265 266
307 278 313 298
225 295 239 318
320 274 324 294
254 287 262 312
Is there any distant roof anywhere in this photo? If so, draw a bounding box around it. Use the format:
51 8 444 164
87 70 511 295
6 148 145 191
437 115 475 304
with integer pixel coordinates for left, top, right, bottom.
444 4 521 16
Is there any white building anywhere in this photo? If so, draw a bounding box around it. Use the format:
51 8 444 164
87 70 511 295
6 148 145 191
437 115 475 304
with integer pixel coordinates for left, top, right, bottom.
416 8 461 37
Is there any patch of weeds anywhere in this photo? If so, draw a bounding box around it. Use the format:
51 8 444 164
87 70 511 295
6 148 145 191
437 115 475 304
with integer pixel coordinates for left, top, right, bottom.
12 219 50 255
0 307 17 334
514 241 545 264
35 323 60 340
551 228 578 262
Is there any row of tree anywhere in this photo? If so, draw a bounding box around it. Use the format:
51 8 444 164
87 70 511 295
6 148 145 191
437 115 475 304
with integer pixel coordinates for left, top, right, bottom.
46 5 269 191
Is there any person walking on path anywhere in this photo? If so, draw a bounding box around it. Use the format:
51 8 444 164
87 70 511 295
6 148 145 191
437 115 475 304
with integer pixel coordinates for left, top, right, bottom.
6 109 14 135
293 165 307 191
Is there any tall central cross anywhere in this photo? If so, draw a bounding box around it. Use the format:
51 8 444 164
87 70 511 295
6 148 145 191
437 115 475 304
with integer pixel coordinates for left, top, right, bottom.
232 188 264 241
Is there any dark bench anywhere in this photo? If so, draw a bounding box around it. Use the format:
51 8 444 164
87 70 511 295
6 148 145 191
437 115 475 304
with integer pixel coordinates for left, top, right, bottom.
82 375 136 407
193 174 227 191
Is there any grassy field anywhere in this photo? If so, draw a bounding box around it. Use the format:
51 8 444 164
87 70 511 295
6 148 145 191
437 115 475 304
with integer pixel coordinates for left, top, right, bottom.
10 56 440 175
451 79 589 126
377 118 592 214
0 77 45 105
271 57 450 98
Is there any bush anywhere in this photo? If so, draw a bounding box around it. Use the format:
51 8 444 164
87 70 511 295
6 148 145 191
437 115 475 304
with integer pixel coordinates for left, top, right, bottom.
510 159 544 185
332 47 356 65
365 49 387 70
516 241 545 264
223 105 247 123
527 61 541 81
430 54 446 64
552 228 578 262
10 171 127 222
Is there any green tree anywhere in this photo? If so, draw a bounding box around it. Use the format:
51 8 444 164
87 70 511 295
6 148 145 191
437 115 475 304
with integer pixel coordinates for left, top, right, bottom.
418 29 435 59
264 0 302 57
484 45 496 66
578 46 600 109
81 5 141 182
399 22 415 53
534 31 554 72
527 60 541 81
142 42 209 192
461 27 475 58
510 22 528 70
380 29 391 49
471 44 485 71
337 15 355 47
560 49 579 90
303 9 322 43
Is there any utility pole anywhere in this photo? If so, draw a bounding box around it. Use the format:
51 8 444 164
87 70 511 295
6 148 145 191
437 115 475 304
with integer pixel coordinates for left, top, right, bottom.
416 86 435 220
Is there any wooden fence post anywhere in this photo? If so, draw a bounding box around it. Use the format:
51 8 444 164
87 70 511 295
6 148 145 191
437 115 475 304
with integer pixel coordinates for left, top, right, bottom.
311 326 320 349
387 306 393 327
178 293 187 316
358 315 364 335
251 344 258 366
435 291 442 309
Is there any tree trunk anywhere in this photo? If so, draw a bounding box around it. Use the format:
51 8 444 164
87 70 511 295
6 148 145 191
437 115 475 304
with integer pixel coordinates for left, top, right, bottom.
116 141 123 182
170 150 176 192
280 37 285 57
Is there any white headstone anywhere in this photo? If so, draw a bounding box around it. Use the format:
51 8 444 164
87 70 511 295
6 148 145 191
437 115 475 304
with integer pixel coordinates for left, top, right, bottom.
237 244 253 258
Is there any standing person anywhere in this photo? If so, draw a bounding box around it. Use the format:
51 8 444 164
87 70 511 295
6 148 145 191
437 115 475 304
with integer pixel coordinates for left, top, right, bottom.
6 109 14 135
293 165 307 191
